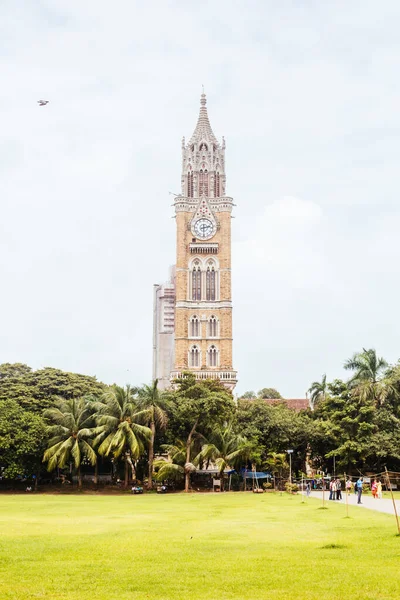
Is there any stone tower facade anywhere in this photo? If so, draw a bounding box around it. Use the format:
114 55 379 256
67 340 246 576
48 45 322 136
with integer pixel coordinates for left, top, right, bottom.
170 94 237 390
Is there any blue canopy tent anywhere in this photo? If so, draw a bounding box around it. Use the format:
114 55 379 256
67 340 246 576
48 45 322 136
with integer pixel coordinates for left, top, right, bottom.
242 470 271 479
241 469 271 492
196 469 236 475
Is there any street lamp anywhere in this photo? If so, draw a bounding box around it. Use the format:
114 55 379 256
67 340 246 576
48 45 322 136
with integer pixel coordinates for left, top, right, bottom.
286 449 294 483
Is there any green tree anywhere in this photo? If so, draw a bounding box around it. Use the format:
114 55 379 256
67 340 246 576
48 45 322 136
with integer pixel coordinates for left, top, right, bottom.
345 349 397 409
0 400 46 480
198 424 248 491
308 374 327 410
154 440 195 485
43 397 97 488
0 363 32 380
93 385 151 487
264 452 288 480
257 388 282 399
344 348 388 385
236 398 311 472
239 390 256 400
136 380 168 489
0 363 106 412
168 374 235 492
310 379 376 474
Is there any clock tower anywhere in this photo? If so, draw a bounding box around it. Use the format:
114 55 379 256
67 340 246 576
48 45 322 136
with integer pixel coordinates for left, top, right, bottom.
170 93 237 390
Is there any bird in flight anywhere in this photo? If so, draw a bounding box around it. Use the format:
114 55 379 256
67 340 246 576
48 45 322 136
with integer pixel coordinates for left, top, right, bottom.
37 100 49 106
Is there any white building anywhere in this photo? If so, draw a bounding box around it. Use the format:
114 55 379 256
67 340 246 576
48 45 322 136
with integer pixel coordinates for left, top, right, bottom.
152 268 175 390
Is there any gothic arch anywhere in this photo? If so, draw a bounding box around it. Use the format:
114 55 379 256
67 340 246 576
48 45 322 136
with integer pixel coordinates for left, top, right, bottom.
187 170 193 197
214 169 221 197
208 315 218 338
189 315 200 338
207 344 219 368
206 258 218 301
198 166 209 196
190 259 202 301
188 256 206 270
189 344 201 368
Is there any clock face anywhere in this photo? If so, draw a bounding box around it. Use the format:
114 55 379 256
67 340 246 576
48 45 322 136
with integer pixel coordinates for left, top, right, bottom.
194 218 215 239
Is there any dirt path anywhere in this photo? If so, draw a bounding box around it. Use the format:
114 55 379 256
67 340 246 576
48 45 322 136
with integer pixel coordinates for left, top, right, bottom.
305 490 400 516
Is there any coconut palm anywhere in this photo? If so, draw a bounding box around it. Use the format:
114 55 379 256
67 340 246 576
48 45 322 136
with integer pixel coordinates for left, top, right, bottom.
198 425 248 491
93 385 151 487
308 374 327 410
344 348 388 384
344 348 392 408
153 440 196 484
136 380 168 489
43 397 96 488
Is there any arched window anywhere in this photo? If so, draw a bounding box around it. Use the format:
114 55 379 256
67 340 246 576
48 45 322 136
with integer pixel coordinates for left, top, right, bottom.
187 171 193 197
190 315 200 337
199 143 208 151
209 316 217 337
214 173 220 197
198 169 208 196
208 345 218 367
190 345 200 367
192 261 202 301
206 262 216 301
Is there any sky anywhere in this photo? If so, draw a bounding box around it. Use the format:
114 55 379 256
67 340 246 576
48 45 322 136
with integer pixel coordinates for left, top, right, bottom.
1 0 400 396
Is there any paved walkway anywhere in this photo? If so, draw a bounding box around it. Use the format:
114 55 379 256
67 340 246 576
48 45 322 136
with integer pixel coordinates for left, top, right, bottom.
304 491 400 516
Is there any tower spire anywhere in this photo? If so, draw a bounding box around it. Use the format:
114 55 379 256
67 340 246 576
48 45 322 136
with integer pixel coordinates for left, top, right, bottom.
189 92 218 145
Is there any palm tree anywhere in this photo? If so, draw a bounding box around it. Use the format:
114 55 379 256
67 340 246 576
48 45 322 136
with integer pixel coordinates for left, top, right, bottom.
265 452 288 479
344 348 391 407
153 440 196 485
93 385 151 487
136 380 168 490
198 425 248 491
344 348 388 384
43 397 96 488
308 374 327 410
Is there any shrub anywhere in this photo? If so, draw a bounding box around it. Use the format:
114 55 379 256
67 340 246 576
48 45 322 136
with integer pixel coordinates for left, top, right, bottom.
285 482 298 494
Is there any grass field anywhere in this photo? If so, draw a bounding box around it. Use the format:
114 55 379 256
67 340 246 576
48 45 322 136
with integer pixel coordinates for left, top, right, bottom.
0 493 399 600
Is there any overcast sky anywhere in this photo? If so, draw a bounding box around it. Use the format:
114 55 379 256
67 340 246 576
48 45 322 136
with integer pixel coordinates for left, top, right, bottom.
1 1 400 396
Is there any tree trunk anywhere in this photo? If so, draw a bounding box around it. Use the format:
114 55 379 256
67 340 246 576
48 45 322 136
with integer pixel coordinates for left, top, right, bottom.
220 471 224 492
185 419 198 493
77 466 82 489
124 457 129 488
148 420 155 490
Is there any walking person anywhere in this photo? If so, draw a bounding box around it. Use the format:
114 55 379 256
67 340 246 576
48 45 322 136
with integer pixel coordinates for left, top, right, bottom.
377 480 382 499
356 477 363 504
346 478 352 496
332 479 337 500
329 479 333 500
336 478 342 501
306 482 311 497
371 480 378 499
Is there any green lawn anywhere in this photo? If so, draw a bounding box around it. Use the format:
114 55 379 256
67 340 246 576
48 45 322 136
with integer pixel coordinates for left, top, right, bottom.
0 492 399 600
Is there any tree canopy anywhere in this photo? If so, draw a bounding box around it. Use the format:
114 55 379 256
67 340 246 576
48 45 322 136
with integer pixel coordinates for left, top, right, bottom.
2 348 400 486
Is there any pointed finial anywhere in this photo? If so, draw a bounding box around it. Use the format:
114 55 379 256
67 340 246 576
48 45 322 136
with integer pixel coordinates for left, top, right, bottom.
200 85 206 106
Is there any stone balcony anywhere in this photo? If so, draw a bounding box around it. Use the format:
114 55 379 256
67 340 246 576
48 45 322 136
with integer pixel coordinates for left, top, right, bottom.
170 370 238 390
189 242 218 254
